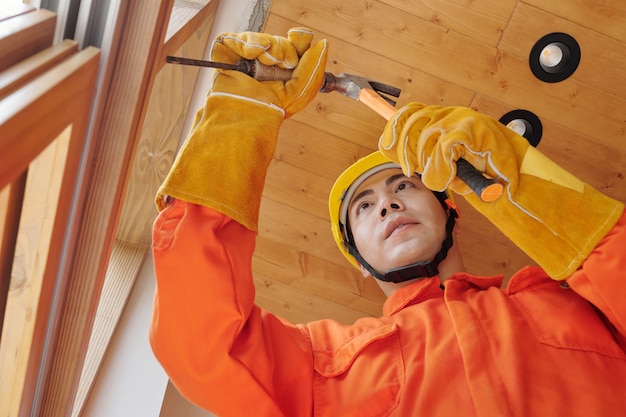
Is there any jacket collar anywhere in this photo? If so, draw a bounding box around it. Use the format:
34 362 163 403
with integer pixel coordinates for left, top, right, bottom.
382 273 507 316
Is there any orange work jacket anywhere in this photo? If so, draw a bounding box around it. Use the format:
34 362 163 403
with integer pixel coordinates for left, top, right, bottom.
150 199 626 417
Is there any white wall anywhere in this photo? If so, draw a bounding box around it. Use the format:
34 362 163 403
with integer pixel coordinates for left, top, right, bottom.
80 251 168 417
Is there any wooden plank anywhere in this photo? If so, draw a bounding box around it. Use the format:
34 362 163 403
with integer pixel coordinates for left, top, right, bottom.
36 1 175 415
267 0 497 87
2 47 100 417
275 120 373 181
500 3 626 99
0 173 26 342
117 7 215 246
259 197 347 268
471 96 626 202
254 272 373 324
0 8 56 72
521 0 626 43
0 39 78 99
0 127 70 417
162 0 218 58
378 0 516 46
264 159 333 220
265 10 478 148
266 3 626 161
253 236 385 314
453 197 535 278
265 12 477 106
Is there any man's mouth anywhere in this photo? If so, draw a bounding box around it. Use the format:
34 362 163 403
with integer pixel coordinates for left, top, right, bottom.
384 218 418 239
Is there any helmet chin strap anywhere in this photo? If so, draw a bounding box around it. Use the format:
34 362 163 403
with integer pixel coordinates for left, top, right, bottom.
345 201 458 284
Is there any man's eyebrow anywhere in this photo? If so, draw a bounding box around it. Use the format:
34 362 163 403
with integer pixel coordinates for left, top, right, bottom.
386 173 407 186
349 173 408 209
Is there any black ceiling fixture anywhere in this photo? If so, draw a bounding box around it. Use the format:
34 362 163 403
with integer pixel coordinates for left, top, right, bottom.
529 32 581 83
499 109 543 147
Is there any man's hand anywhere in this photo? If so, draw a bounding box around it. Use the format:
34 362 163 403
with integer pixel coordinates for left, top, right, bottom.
209 27 328 118
378 102 623 279
156 28 328 231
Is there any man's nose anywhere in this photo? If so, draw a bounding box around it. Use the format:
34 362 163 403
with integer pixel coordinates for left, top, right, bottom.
379 200 401 218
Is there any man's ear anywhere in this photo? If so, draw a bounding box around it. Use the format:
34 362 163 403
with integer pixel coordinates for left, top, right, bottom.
359 263 372 278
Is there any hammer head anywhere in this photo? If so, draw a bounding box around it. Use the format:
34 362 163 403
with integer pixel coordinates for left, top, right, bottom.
320 73 401 106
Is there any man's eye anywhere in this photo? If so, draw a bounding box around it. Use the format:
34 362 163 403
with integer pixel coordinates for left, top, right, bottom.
396 181 412 192
357 202 371 213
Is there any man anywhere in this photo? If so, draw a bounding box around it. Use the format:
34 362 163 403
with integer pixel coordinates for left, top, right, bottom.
150 28 626 416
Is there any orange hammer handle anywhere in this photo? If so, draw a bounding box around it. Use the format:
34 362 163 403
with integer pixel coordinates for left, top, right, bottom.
358 89 503 202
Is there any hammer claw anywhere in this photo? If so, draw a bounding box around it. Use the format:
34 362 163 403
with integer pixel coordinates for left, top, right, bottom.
320 73 402 108
368 80 401 99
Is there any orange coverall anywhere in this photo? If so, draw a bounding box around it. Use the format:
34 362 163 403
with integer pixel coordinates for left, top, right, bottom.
150 199 626 417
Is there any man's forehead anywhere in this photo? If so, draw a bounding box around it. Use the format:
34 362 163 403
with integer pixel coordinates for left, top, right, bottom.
352 168 411 195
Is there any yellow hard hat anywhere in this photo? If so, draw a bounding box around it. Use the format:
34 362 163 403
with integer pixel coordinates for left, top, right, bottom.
329 151 458 280
328 151 401 270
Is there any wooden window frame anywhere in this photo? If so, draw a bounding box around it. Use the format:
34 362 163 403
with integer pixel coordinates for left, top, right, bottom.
1 0 220 415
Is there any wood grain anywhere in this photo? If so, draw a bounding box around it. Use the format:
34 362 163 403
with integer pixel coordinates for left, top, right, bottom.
0 128 70 417
68 2 218 416
522 0 626 43
255 0 626 326
379 0 516 46
0 44 99 417
37 0 176 413
500 3 626 101
0 8 56 72
0 39 78 99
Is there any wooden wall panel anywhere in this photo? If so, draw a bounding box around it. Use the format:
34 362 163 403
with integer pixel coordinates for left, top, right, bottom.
274 120 373 181
472 96 626 201
254 273 371 324
0 8 56 72
256 0 626 325
379 0 516 46
522 0 626 43
271 2 626 150
269 0 500 87
258 198 344 266
253 236 385 313
501 3 626 98
0 39 77 98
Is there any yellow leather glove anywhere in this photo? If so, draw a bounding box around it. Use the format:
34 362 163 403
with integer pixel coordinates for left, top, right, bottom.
156 28 328 231
379 103 624 280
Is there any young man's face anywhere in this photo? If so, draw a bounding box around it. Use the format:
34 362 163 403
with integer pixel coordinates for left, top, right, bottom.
348 168 448 276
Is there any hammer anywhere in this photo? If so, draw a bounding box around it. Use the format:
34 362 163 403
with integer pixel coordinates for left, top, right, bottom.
166 56 503 202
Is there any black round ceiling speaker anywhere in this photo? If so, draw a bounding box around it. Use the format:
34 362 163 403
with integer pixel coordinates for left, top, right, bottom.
499 109 543 147
529 32 581 83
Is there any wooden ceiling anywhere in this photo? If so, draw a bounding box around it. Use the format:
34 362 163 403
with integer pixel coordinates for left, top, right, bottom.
249 0 626 324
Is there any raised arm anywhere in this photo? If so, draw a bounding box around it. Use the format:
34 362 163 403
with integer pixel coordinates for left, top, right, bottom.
378 103 625 334
150 28 328 416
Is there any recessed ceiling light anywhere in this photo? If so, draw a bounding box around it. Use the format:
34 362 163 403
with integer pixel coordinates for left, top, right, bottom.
499 109 543 147
529 33 580 83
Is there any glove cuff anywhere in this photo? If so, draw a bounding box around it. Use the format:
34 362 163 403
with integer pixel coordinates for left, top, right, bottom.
156 95 283 232
466 149 624 279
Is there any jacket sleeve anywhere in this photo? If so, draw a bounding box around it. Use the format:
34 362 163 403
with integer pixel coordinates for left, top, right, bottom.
150 199 314 417
568 210 626 345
